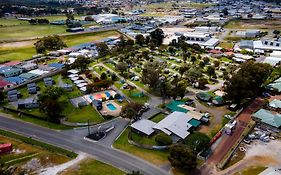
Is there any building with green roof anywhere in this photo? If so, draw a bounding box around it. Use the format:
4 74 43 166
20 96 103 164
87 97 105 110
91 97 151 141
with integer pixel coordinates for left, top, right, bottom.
212 96 224 105
196 92 212 102
252 109 281 128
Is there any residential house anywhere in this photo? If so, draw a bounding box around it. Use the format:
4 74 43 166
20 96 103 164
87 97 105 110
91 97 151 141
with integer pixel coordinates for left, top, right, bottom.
18 97 39 109
5 76 26 85
27 83 38 94
17 63 38 71
43 77 55 86
0 80 13 90
62 84 73 91
7 90 20 102
0 66 23 78
153 111 193 141
131 119 156 136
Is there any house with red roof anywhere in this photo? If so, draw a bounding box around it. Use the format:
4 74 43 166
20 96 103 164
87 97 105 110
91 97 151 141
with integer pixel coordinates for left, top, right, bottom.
0 143 12 154
0 80 13 90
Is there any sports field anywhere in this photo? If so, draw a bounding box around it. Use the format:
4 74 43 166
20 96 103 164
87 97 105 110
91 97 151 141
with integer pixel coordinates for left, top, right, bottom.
0 30 121 62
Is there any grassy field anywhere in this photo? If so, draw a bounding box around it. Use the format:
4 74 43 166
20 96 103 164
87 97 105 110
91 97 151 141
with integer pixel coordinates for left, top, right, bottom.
131 131 158 146
113 128 169 165
218 41 235 49
0 30 120 62
61 158 124 175
224 19 281 30
66 105 104 123
0 24 67 42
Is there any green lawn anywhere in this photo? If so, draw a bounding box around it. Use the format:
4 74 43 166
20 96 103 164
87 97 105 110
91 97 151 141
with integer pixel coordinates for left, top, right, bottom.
131 131 157 146
218 41 234 49
113 128 169 165
61 159 124 175
0 24 67 42
66 105 104 124
0 46 36 62
0 110 73 130
221 57 232 63
150 113 166 122
114 82 149 104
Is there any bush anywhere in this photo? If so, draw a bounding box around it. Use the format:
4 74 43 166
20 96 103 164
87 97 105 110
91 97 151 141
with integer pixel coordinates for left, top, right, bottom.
155 133 172 146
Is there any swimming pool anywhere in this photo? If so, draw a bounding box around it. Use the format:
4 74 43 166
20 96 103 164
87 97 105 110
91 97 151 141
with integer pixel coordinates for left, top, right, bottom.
107 103 117 111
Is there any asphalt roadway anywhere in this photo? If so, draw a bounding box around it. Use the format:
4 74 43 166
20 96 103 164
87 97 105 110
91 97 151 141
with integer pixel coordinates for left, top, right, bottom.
0 115 169 175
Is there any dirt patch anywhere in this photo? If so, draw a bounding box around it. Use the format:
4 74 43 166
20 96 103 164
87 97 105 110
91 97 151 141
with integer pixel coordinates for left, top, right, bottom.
0 40 34 48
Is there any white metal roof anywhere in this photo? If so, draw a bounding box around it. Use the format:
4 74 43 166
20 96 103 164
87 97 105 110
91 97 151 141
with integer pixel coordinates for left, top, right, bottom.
131 119 156 135
153 111 192 139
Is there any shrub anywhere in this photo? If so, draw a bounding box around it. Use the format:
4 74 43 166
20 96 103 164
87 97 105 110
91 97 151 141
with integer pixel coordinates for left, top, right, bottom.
155 133 172 146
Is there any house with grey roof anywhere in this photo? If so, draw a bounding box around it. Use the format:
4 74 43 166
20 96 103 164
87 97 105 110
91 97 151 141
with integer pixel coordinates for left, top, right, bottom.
153 111 193 140
131 119 156 136
18 97 39 109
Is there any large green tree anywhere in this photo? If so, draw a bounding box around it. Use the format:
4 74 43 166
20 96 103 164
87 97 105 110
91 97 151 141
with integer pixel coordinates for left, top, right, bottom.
34 35 66 53
224 61 273 103
168 144 197 170
116 62 128 75
96 42 109 60
142 61 162 90
150 28 165 46
135 34 145 46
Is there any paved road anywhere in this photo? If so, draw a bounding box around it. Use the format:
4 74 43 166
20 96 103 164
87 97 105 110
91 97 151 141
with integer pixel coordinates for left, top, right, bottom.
63 117 129 147
0 115 169 175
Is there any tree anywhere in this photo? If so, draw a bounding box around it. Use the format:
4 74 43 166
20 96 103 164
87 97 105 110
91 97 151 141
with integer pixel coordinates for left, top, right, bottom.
101 72 107 80
150 28 165 46
38 87 65 122
84 16 94 21
168 144 197 170
222 8 228 16
111 73 117 81
34 35 66 54
185 67 203 83
168 46 176 55
214 60 220 68
96 42 109 60
116 62 128 75
135 34 145 46
206 66 216 78
179 64 189 77
273 30 280 35
121 103 142 120
190 55 196 64
71 56 91 72
224 61 273 103
142 61 162 90
203 57 210 64
198 78 208 89
185 132 210 153
155 133 172 146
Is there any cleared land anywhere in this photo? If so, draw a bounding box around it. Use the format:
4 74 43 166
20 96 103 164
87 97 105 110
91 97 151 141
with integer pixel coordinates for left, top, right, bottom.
224 19 281 30
0 30 121 62
0 132 72 173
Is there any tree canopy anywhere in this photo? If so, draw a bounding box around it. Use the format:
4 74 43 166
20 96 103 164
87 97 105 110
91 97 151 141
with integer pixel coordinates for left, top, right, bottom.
34 35 66 53
168 144 197 170
185 132 210 153
150 28 165 46
224 61 273 103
